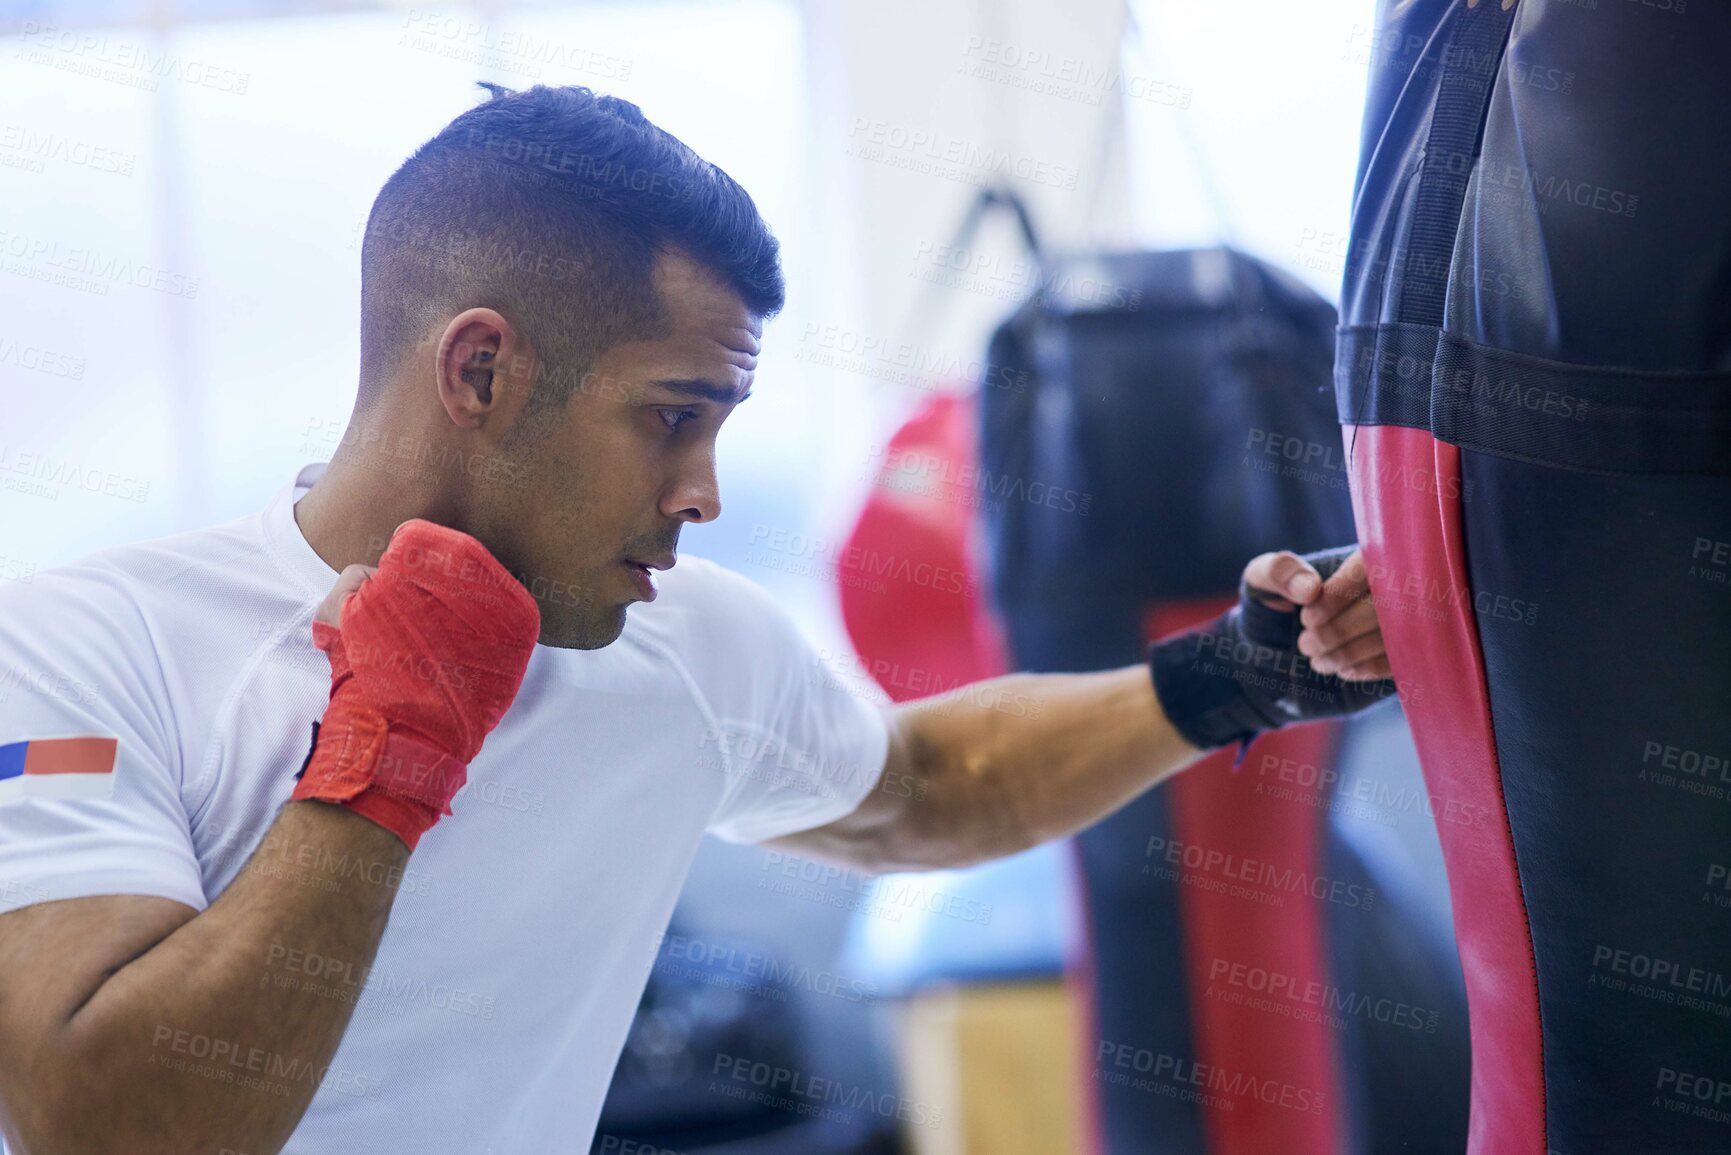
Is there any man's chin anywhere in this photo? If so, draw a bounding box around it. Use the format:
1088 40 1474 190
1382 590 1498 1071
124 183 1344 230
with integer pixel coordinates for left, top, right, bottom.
538 604 629 651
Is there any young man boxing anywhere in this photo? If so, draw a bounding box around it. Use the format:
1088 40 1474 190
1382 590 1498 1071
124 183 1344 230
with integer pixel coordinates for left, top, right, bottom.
0 84 1391 1155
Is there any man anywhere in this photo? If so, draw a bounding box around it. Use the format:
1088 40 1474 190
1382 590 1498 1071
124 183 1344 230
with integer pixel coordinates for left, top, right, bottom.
0 84 1389 1155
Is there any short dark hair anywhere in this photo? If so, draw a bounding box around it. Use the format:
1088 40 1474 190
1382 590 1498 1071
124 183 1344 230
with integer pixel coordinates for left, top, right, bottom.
357 82 784 419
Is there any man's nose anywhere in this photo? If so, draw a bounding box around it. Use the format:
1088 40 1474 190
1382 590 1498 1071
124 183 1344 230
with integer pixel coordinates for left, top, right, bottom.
663 453 721 524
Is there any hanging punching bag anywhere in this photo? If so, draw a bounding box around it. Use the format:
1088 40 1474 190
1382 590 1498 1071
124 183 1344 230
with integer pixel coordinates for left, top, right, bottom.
1338 3 1731 1153
976 246 1470 1155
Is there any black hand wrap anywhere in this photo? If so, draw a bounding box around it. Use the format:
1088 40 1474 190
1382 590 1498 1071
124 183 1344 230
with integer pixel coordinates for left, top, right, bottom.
1147 545 1399 753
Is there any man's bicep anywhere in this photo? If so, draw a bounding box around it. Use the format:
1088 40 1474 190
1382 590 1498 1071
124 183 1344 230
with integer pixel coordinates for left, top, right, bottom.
759 765 900 871
703 708 892 848
757 705 920 872
698 567 897 846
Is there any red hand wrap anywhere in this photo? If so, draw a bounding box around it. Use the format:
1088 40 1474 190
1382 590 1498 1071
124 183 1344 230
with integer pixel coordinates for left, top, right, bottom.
291 519 541 849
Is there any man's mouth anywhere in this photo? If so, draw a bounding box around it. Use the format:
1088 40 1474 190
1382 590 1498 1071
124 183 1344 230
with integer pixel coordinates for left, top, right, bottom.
623 553 676 601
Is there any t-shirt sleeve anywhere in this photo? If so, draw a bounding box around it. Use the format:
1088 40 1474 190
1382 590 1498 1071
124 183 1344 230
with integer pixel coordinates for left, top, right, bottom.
0 570 207 915
699 566 892 846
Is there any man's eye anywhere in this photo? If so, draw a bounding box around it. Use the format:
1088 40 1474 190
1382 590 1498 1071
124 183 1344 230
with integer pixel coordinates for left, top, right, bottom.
659 408 699 431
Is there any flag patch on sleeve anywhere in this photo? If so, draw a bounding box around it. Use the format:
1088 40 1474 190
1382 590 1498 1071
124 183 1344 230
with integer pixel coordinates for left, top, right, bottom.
0 737 119 804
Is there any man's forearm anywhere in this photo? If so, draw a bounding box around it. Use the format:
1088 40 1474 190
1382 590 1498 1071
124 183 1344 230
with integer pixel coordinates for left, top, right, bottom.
883 666 1203 871
770 549 1389 876
12 802 407 1155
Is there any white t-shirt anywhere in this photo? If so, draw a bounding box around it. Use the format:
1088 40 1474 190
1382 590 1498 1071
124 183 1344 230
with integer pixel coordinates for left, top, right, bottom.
0 462 891 1154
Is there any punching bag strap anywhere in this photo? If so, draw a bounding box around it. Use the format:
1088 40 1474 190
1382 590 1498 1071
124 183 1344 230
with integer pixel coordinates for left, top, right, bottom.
1395 1 1520 327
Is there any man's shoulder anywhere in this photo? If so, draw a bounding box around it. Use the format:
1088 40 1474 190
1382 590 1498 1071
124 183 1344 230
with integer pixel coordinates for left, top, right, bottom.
646 553 802 624
632 554 809 665
0 509 295 652
652 553 774 609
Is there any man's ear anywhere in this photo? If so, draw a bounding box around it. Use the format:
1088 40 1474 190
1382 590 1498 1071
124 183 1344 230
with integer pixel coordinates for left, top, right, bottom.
436 310 511 428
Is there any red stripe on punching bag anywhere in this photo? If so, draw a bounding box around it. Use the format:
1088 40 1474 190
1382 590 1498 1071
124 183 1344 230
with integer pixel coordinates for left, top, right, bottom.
1343 424 1544 1155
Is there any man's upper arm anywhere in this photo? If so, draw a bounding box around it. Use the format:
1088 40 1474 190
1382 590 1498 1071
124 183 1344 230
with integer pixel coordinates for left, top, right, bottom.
0 570 207 916
692 563 894 847
759 705 917 870
0 571 211 1146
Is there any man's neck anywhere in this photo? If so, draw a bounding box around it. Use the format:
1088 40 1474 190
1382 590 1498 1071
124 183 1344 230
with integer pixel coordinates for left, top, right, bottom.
292 452 458 575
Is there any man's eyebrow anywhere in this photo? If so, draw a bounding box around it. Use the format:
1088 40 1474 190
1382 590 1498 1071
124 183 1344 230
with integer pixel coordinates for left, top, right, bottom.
652 379 751 405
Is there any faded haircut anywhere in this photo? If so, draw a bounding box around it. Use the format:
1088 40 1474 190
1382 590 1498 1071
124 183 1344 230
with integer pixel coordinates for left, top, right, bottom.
357 82 783 425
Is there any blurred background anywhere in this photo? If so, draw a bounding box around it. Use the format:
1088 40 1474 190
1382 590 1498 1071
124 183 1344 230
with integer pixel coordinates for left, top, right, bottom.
0 2 1471 1152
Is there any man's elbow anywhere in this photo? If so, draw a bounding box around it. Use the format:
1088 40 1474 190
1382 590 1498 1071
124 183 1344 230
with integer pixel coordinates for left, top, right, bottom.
5 1093 132 1155
1 1047 86 1155
3 1086 111 1155
2 1063 249 1155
